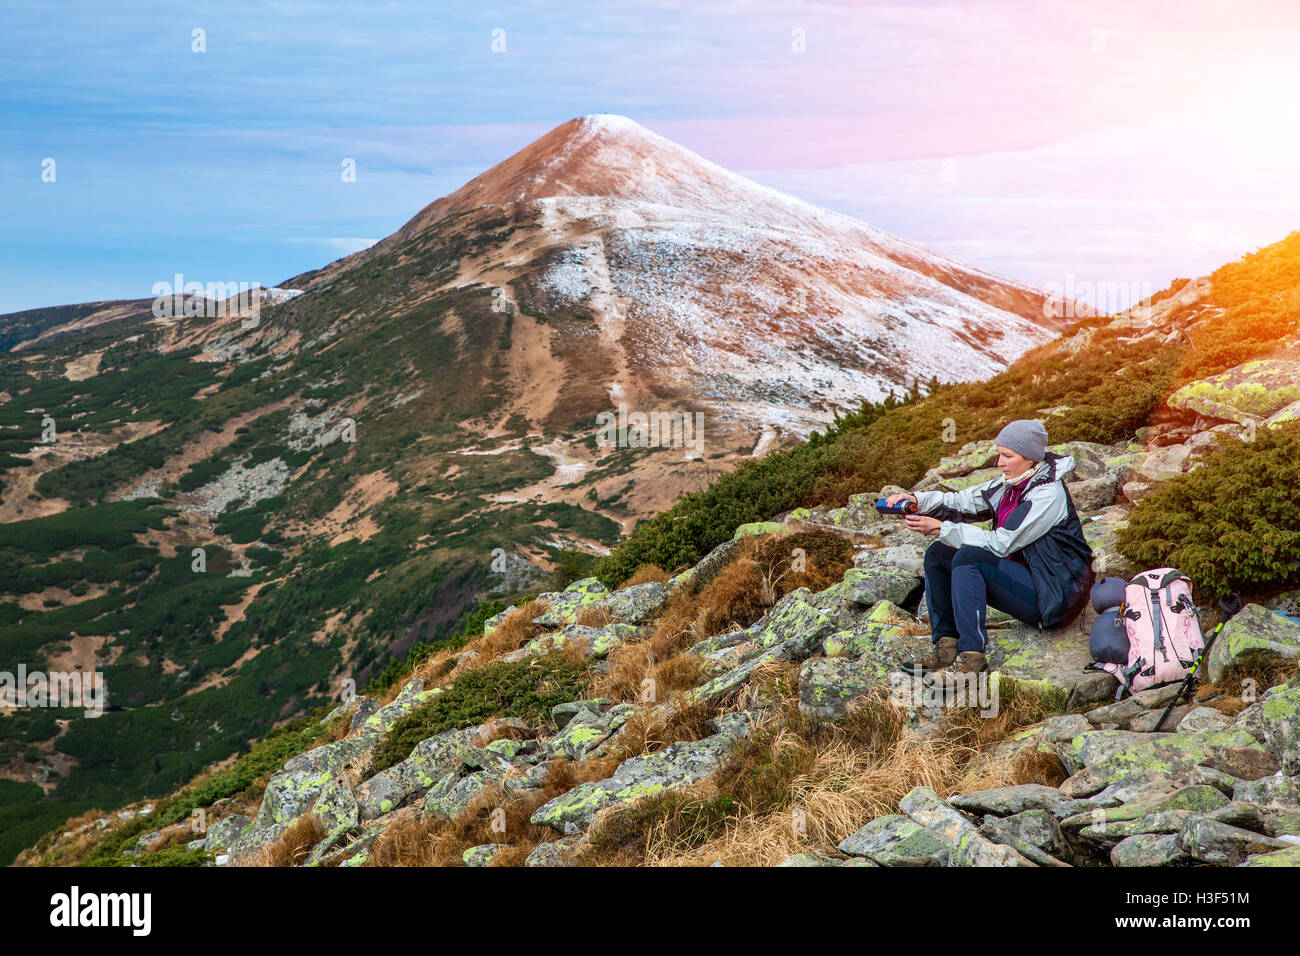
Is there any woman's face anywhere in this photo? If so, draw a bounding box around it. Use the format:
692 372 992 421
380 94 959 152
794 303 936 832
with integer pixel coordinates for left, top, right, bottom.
996 446 1034 479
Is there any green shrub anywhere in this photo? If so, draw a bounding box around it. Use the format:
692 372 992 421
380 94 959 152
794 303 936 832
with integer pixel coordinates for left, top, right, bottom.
367 657 589 774
1117 420 1300 599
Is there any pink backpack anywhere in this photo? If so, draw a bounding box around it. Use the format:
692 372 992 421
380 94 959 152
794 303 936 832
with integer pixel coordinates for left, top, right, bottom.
1088 569 1205 700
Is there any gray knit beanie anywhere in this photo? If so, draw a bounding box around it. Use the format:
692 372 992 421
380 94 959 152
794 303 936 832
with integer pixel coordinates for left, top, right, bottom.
995 419 1048 462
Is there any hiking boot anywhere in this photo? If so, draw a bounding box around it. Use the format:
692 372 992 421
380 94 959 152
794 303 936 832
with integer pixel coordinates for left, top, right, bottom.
898 636 958 676
925 651 989 689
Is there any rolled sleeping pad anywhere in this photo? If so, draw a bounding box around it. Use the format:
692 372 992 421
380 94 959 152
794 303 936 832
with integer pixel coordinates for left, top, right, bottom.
1089 607 1130 665
1090 576 1128 613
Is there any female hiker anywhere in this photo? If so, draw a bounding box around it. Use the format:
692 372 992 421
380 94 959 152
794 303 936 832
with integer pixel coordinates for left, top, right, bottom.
884 419 1095 685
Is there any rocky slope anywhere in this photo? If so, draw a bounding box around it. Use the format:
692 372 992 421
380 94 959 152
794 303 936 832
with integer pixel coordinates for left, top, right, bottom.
29 338 1300 866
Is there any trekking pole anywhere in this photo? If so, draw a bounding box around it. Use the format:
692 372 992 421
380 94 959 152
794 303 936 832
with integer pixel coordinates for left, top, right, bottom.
1152 591 1244 732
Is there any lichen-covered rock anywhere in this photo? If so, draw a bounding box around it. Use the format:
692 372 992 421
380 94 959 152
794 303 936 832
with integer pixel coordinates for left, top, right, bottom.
776 852 840 867
227 820 293 866
1057 727 1279 791
842 565 923 608
1110 832 1190 866
1084 685 1182 728
530 727 746 835
732 521 789 540
529 577 611 628
524 623 638 660
1078 809 1203 846
750 588 836 654
525 840 578 867
978 808 1068 866
1232 773 1300 809
544 703 635 760
1178 817 1288 864
423 768 503 820
284 734 378 776
485 737 536 760
551 698 613 729
950 784 1090 820
605 582 667 624
1206 605 1300 683
1166 358 1300 426
985 618 1114 706
1081 510 1136 579
837 815 951 866
688 629 753 659
462 844 506 867
1130 443 1193 484
896 786 1034 865
322 694 371 725
310 774 360 834
1232 681 1300 780
897 786 976 841
822 600 930 660
1176 706 1234 735
949 827 1037 866
1240 844 1300 866
203 813 251 852
687 646 786 706
668 537 742 594
353 682 444 736
354 725 483 821
256 768 336 828
798 656 884 721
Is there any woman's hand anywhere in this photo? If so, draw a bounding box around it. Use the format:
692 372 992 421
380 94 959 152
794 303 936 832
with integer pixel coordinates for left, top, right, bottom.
904 514 942 535
885 492 918 507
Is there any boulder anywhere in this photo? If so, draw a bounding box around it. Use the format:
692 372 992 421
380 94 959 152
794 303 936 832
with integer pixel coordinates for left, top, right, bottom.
1055 727 1279 791
1110 832 1190 866
822 600 930 661
529 577 612 628
1178 817 1288 864
525 840 577 867
462 844 506 867
354 725 483 820
523 623 638 660
837 815 952 866
544 703 635 761
950 784 1091 820
1067 473 1119 513
1205 604 1300 682
1166 358 1300 426
309 773 360 835
530 725 748 835
1235 680 1300 774
798 657 885 721
750 588 837 655
1232 774 1300 808
203 813 251 852
551 698 613 729
605 582 668 623
1130 443 1192 484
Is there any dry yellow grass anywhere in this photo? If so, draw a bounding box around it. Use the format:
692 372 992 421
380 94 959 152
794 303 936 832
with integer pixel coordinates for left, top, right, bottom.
577 683 1060 867
258 814 327 867
368 753 622 867
620 565 670 587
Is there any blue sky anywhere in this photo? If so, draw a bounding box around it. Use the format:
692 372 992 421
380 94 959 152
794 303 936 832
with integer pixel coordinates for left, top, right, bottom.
2 0 1299 314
